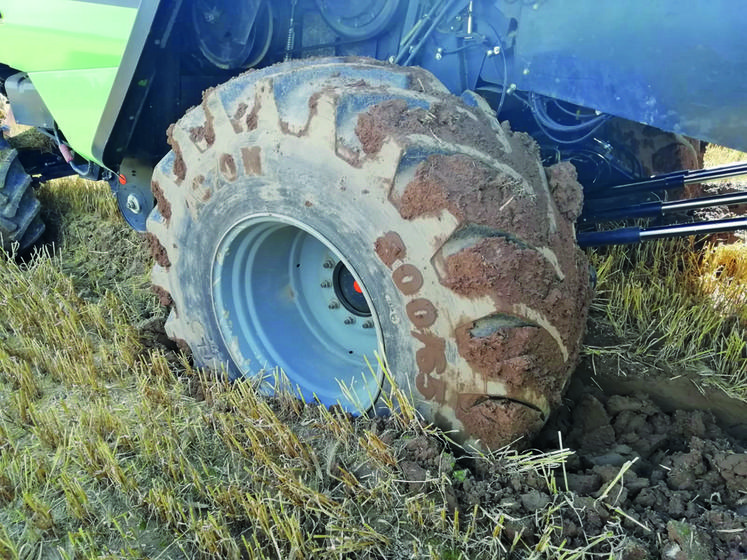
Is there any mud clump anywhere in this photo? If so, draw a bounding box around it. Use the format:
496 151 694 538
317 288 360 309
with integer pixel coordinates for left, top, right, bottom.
166 124 186 183
151 285 172 307
355 110 387 155
151 181 171 222
355 98 507 162
145 232 171 269
546 161 584 221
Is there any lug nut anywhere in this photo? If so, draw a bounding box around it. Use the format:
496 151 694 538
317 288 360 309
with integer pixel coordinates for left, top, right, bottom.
328 300 340 310
322 259 335 269
320 280 331 288
362 320 374 329
344 317 355 325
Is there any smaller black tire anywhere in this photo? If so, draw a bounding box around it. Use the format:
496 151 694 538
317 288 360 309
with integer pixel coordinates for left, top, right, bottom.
0 143 45 253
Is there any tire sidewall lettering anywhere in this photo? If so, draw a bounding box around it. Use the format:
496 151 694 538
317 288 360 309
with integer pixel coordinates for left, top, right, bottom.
383 238 447 402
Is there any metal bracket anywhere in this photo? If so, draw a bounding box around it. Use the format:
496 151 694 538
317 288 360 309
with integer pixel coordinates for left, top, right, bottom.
4 73 55 129
111 157 154 232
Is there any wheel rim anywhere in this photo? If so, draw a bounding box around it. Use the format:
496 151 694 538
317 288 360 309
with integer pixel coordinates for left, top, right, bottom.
211 214 383 411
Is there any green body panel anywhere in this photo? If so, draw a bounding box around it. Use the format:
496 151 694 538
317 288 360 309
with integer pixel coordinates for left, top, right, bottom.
0 1 138 163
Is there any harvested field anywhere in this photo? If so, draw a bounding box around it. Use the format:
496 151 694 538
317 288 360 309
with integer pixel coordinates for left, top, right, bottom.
0 147 745 558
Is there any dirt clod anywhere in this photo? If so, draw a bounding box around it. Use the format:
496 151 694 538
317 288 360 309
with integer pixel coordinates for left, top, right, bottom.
166 124 186 183
151 181 171 222
666 520 713 560
151 285 172 307
545 161 584 221
529 384 747 558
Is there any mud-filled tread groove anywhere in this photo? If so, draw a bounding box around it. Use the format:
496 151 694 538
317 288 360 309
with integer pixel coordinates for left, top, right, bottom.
0 147 45 252
435 223 565 281
145 232 171 269
468 314 539 338
147 57 591 450
472 395 545 417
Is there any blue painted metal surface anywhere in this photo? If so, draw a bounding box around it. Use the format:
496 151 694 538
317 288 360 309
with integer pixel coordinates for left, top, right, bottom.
489 0 747 151
407 1 747 150
211 216 382 412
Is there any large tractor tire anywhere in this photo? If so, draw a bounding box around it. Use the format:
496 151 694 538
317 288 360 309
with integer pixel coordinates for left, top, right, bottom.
0 142 45 252
147 58 592 449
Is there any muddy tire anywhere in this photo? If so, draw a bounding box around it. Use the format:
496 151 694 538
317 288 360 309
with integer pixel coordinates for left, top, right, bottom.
147 58 591 449
0 142 45 252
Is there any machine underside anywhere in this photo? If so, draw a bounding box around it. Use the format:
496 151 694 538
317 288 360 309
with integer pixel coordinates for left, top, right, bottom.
2 0 746 244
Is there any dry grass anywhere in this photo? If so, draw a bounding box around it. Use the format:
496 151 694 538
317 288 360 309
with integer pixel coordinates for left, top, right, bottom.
703 144 747 169
586 143 747 400
589 238 747 399
0 179 640 558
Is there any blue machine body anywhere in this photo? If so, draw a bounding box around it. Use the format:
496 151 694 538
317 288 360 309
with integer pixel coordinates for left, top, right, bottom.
408 0 747 151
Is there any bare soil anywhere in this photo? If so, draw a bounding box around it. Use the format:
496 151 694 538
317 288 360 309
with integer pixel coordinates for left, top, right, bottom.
534 355 747 558
376 321 747 559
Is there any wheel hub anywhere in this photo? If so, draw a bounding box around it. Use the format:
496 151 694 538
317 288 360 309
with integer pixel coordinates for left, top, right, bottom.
333 261 371 317
211 215 383 411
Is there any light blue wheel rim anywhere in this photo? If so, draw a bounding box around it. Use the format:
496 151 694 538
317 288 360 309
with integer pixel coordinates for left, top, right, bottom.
211 214 383 411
